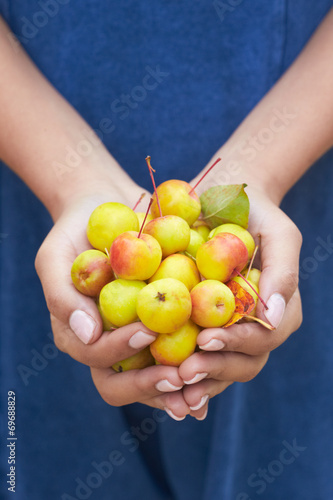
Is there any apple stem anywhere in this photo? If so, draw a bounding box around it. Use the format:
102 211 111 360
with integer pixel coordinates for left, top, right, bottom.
145 156 162 217
245 244 259 279
235 269 269 310
188 157 222 195
132 192 146 211
138 198 153 239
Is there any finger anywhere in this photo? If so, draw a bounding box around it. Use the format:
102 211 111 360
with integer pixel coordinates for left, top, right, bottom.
197 288 302 356
51 319 158 368
35 223 104 345
179 350 269 385
183 379 233 420
254 206 302 328
90 364 186 407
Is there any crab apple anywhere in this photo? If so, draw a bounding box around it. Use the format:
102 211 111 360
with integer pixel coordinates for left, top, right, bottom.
71 249 114 297
99 279 146 327
208 223 255 259
242 268 261 288
97 301 116 330
190 280 235 328
136 278 192 333
144 215 190 257
110 231 162 281
87 202 139 252
185 229 205 259
191 220 210 241
150 180 201 226
112 347 155 372
149 253 200 291
150 320 200 367
196 232 248 282
136 212 153 229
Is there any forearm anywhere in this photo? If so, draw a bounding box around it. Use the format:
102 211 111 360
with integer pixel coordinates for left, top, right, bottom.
0 17 140 220
199 8 333 203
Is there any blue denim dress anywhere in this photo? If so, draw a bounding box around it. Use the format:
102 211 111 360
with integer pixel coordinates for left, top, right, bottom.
1 2 333 499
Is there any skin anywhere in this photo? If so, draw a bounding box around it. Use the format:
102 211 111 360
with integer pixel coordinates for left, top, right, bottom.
1 10 333 420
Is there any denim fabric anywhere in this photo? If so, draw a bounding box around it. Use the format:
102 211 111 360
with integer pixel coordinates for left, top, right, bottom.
1 1 332 499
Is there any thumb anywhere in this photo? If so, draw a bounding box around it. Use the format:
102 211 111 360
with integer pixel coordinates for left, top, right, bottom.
35 227 103 345
255 207 303 328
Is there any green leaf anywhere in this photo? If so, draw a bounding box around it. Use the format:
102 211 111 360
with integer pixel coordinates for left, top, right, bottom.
200 184 249 229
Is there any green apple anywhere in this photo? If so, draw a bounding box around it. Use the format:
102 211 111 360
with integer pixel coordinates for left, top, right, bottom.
99 279 146 327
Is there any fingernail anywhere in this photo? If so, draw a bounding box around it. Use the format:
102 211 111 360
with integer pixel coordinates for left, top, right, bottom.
199 339 225 351
189 394 209 411
69 310 96 344
155 380 183 392
184 372 208 385
129 330 156 349
264 293 286 328
164 408 186 421
196 407 208 421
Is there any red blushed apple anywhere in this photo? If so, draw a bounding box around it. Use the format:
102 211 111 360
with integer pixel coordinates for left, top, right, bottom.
71 249 114 297
190 280 236 328
110 231 162 281
196 233 248 282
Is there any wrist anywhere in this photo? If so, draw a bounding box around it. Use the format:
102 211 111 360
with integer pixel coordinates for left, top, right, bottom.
48 153 148 221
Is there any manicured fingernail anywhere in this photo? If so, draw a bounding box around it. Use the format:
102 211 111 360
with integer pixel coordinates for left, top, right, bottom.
69 310 96 344
155 380 183 392
129 331 156 349
184 372 208 385
199 339 225 351
264 293 286 328
189 394 209 411
196 407 208 421
164 408 186 421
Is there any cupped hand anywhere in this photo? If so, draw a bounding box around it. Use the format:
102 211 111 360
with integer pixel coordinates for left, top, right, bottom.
179 186 303 419
35 186 201 419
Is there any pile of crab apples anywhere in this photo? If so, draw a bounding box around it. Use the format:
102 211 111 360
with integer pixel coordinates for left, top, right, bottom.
71 158 262 372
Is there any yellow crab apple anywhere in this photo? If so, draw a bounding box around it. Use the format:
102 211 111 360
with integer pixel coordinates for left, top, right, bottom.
136 278 192 333
143 215 190 257
71 249 114 297
112 347 155 372
196 233 248 282
242 268 261 288
190 280 235 327
110 231 162 281
185 229 205 259
150 180 201 226
150 320 200 366
191 220 210 241
87 202 139 252
99 279 146 327
208 223 255 259
136 212 153 229
148 253 200 291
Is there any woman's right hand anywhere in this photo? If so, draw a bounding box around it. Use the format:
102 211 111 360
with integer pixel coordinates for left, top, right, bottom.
35 188 203 420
